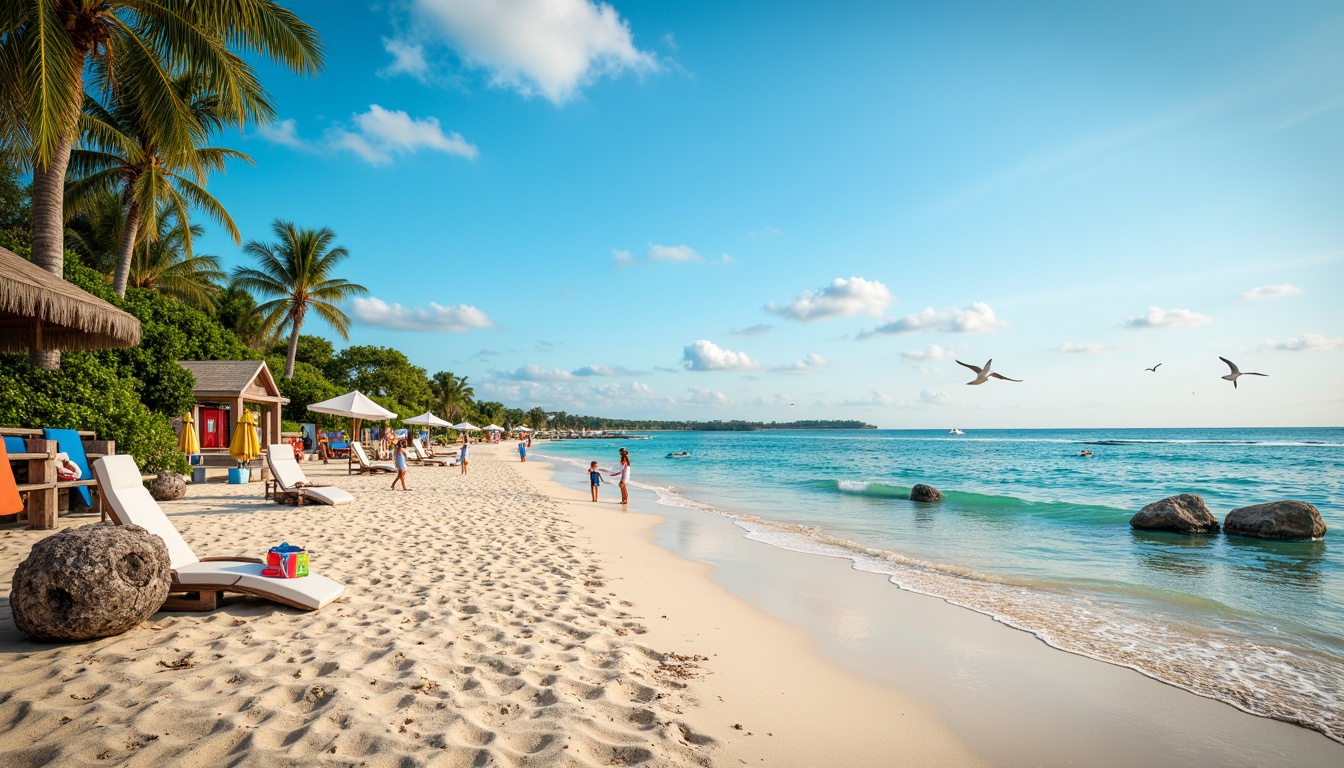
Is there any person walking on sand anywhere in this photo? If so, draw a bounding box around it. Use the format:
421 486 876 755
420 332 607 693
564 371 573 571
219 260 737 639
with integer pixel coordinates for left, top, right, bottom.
588 461 603 501
608 448 630 505
459 434 470 476
390 439 410 491
317 430 330 464
518 439 527 463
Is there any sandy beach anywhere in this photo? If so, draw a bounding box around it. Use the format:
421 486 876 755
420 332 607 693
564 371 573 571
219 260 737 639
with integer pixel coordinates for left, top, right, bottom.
0 444 982 767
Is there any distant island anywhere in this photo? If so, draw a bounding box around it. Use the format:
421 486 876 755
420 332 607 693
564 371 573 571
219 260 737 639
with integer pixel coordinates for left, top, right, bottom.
552 419 876 432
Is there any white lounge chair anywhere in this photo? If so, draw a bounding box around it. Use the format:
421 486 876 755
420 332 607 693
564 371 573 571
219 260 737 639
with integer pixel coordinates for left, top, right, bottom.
92 455 345 612
265 445 355 506
409 437 454 466
350 442 396 474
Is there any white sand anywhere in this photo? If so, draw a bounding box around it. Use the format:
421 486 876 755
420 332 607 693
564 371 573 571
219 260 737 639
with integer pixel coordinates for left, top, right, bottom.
0 444 980 767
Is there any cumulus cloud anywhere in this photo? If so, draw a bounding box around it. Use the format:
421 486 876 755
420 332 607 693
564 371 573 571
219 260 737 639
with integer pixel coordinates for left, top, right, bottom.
614 243 704 267
409 0 658 104
379 37 430 80
1123 306 1212 330
901 343 961 361
766 277 892 322
1056 342 1111 355
573 365 645 376
1262 333 1344 352
773 353 829 375
918 389 953 406
352 297 494 332
256 118 310 150
682 340 760 372
730 324 774 336
861 302 1007 337
330 105 478 164
1241 284 1301 300
685 387 730 405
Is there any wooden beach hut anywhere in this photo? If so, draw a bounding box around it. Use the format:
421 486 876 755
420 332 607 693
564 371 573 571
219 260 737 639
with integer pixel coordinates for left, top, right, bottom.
178 360 289 453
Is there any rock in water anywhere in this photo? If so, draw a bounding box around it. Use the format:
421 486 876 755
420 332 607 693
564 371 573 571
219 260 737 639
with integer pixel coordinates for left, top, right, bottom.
910 484 943 502
11 523 171 641
1224 501 1326 540
1130 494 1220 534
150 471 187 501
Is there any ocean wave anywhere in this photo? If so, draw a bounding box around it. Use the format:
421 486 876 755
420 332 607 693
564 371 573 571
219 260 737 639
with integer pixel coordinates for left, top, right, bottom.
1081 439 1344 447
817 479 1129 521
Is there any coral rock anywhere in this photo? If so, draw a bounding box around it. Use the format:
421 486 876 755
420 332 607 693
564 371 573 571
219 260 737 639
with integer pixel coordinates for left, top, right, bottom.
150 471 187 501
1130 494 1220 534
910 484 943 502
1225 501 1326 540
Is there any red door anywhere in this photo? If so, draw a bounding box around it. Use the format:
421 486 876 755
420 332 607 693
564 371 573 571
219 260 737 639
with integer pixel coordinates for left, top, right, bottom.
200 408 227 449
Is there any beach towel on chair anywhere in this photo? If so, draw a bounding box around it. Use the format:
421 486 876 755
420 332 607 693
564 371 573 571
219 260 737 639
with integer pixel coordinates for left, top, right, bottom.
3 436 26 455
0 441 23 515
43 428 91 506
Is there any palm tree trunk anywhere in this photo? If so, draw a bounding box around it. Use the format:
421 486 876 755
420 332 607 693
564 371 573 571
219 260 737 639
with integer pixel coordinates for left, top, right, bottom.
285 310 305 379
27 135 76 371
111 198 142 298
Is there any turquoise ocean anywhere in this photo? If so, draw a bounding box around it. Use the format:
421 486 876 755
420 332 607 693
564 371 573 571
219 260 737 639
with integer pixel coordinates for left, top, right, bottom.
537 428 1343 742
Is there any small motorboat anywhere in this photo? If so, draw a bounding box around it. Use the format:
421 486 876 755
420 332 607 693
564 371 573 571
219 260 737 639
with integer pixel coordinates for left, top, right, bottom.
948 428 965 436
666 451 691 459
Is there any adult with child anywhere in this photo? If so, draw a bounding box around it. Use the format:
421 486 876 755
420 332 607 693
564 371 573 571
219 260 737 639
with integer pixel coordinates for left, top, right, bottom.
608 448 631 505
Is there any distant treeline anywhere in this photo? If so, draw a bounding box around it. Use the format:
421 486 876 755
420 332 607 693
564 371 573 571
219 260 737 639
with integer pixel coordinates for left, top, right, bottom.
555 419 876 431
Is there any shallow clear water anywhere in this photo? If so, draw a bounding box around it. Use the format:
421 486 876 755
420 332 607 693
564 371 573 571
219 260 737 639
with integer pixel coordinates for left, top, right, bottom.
538 428 1344 740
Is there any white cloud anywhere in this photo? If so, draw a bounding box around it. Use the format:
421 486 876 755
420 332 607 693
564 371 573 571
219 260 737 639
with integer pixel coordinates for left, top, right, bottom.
1240 284 1301 300
256 118 309 150
842 391 895 406
1262 332 1344 352
1123 306 1212 330
685 387 730 405
901 343 961 361
772 353 829 375
766 277 893 323
573 365 644 376
682 340 761 372
862 302 1007 337
330 105 478 164
379 37 429 80
612 248 634 267
1056 342 1111 355
503 365 576 381
351 297 494 332
648 243 700 262
918 389 953 406
731 324 774 336
409 0 657 104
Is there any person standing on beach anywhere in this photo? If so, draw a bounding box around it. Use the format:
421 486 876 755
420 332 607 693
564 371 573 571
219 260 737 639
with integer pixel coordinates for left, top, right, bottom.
608 448 630 505
390 439 409 490
317 431 330 464
518 440 527 463
459 434 470 475
588 461 603 501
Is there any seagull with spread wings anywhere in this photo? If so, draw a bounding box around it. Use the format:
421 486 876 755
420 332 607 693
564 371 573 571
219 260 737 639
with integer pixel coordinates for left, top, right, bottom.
1146 363 1162 372
1219 357 1267 389
956 359 1023 385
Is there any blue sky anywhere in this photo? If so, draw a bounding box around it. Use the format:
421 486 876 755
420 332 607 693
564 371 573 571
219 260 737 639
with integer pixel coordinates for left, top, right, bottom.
197 0 1343 427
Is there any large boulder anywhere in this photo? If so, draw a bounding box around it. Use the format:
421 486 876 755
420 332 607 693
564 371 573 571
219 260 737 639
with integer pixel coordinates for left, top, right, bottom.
910 484 943 502
11 523 171 642
1130 494 1220 534
1224 501 1326 540
150 471 187 501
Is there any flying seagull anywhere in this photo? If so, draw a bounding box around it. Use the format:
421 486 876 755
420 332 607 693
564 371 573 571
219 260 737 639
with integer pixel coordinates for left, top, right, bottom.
1219 357 1267 389
1146 363 1162 372
956 359 1023 385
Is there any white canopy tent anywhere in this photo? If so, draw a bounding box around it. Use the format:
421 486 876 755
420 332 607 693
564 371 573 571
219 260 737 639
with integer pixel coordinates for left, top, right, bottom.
308 390 397 441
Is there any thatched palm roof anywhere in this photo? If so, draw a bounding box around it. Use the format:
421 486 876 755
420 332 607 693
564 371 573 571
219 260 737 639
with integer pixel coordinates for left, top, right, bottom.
0 246 142 353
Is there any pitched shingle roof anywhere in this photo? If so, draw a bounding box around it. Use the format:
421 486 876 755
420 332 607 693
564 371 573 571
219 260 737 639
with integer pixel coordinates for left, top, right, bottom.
179 360 280 397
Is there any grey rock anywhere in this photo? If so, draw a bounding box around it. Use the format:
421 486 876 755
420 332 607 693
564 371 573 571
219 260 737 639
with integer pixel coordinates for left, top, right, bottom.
10 523 171 642
150 471 187 501
910 484 943 502
1225 501 1326 540
1130 494 1220 534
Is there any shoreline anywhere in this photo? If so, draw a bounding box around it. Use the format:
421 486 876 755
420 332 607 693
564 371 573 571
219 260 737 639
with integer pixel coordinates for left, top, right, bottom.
528 449 1344 765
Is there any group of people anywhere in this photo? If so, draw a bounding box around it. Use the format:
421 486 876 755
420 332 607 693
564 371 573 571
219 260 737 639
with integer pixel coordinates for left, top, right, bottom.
588 447 631 505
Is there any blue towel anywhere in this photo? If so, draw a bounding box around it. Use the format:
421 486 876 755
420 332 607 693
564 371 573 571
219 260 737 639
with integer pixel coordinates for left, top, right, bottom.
3 436 26 455
43 428 91 506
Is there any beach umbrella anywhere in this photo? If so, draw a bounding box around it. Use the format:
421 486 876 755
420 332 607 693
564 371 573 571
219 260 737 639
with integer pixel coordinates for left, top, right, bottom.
308 390 398 442
512 426 532 432
177 412 200 456
403 411 452 428
483 424 504 432
228 409 261 465
453 422 480 431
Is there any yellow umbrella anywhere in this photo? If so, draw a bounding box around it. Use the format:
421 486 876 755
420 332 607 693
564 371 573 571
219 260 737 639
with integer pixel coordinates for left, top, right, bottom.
177 412 200 455
229 409 261 465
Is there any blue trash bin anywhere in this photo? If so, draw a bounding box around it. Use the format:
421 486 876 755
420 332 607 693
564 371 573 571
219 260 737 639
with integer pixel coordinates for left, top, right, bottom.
227 467 250 484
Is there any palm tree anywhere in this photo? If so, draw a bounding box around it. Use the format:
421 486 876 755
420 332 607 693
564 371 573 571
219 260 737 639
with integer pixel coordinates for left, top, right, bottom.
0 1 323 369
431 372 475 422
528 407 548 431
67 75 248 297
232 220 367 378
128 212 225 310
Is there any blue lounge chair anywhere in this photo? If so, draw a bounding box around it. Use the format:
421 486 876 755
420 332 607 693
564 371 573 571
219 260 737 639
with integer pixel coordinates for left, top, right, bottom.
43 428 91 507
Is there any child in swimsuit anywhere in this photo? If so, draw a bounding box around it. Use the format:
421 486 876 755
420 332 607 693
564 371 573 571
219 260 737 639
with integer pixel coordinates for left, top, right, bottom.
391 439 409 490
588 461 602 502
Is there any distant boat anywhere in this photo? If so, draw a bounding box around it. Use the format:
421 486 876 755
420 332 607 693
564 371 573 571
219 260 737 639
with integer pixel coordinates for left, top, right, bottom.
666 451 691 458
948 428 965 436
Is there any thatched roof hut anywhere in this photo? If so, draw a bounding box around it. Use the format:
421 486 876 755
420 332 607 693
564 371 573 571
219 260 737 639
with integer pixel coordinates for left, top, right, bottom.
0 246 141 354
